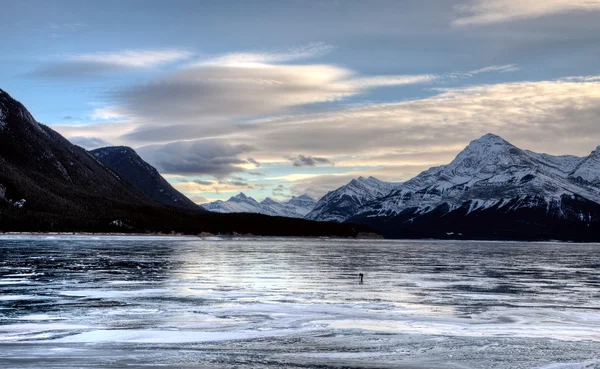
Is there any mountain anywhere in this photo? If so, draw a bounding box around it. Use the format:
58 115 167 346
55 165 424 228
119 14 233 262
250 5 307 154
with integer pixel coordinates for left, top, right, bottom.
305 176 400 222
313 134 600 241
0 88 161 230
0 88 372 238
91 146 198 211
202 193 317 218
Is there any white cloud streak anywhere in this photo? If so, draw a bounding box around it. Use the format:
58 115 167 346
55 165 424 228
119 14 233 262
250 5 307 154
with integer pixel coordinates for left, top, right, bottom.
192 42 333 67
68 49 194 68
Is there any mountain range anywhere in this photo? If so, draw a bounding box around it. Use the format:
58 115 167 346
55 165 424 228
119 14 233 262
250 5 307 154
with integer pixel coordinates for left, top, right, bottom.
203 133 600 240
0 88 370 238
202 193 316 218
309 134 600 240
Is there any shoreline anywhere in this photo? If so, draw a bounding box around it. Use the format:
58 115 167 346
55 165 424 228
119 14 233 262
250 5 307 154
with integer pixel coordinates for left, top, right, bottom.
1 232 600 244
0 231 381 240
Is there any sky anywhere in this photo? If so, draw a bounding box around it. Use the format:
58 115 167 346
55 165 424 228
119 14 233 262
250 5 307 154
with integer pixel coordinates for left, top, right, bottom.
1 0 600 203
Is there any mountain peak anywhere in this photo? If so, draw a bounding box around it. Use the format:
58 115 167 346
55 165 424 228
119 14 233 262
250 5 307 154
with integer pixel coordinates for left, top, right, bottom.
233 192 248 200
261 197 278 204
0 88 38 131
453 133 519 162
469 133 511 146
92 146 137 159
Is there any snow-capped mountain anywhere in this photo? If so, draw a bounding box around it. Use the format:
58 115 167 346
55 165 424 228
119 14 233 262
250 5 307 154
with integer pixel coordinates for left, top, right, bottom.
91 146 199 211
310 134 600 240
357 134 600 218
202 193 317 218
305 176 401 222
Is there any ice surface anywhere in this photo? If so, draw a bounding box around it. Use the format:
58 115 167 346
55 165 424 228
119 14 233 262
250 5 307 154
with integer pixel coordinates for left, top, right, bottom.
0 236 599 368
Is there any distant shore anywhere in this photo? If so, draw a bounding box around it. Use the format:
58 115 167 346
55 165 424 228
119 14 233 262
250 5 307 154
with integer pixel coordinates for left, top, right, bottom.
0 231 383 240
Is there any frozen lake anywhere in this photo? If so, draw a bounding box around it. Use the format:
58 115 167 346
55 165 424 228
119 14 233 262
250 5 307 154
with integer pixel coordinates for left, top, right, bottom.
0 236 599 368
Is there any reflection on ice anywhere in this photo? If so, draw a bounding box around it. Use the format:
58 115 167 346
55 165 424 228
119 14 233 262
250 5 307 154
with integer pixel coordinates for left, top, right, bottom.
0 237 599 368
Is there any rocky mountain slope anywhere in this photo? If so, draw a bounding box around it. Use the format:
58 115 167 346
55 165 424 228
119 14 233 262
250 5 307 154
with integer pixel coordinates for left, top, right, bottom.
91 146 199 211
202 193 316 218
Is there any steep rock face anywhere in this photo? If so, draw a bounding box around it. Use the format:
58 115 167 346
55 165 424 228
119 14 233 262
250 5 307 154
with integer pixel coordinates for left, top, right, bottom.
202 193 316 218
91 146 199 211
305 176 400 222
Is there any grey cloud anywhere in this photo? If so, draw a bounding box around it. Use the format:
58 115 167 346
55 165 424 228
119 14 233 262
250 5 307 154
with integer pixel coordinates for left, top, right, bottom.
33 62 128 79
189 195 209 204
122 122 257 144
272 184 286 196
32 49 193 78
136 139 255 177
246 157 261 168
288 154 333 167
69 136 112 149
218 179 253 188
112 64 354 124
248 172 265 176
193 180 214 186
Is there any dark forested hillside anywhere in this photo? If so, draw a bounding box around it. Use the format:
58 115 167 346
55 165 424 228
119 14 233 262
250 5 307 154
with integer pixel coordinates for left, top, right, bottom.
91 146 199 211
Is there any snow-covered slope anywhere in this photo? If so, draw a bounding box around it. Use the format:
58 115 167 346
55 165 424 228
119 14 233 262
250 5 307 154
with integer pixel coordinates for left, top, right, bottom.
568 146 600 186
202 193 317 218
305 176 400 222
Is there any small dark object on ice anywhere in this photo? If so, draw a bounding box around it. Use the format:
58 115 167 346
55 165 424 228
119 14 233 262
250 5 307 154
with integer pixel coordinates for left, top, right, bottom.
359 273 364 283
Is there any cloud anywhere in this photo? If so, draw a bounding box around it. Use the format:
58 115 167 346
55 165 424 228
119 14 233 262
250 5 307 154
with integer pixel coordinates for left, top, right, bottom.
195 42 333 66
51 121 137 146
349 74 439 88
248 172 265 176
114 64 355 122
136 139 255 177
189 195 209 204
174 178 254 194
287 154 333 167
108 59 517 145
106 45 455 134
246 157 261 168
218 179 253 187
272 184 286 197
69 136 112 149
34 49 193 78
68 49 194 68
454 0 600 26
243 75 600 162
